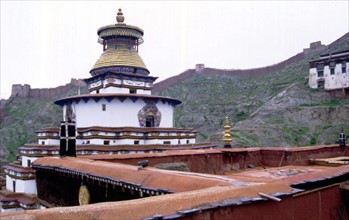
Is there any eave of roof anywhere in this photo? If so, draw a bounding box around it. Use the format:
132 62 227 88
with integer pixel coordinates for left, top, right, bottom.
54 93 181 106
18 143 215 152
77 126 196 133
84 71 157 84
2 164 35 174
0 191 37 205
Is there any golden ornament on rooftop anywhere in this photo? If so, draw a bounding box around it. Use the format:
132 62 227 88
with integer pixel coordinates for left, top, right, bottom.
223 116 232 143
116 8 125 23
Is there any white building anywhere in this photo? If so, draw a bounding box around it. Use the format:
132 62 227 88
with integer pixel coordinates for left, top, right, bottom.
309 50 349 98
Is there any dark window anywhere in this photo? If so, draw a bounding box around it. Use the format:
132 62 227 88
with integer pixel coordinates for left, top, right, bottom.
145 115 155 127
86 140 90 144
317 70 324 77
317 80 325 89
330 68 335 75
104 140 110 145
163 141 171 144
102 104 106 111
342 62 347 74
13 180 16 192
316 63 324 77
96 90 100 94
134 141 140 145
27 159 31 167
41 141 45 145
130 89 137 94
330 62 336 75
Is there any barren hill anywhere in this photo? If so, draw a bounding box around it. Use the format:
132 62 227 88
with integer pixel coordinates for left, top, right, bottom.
153 32 349 147
0 79 87 164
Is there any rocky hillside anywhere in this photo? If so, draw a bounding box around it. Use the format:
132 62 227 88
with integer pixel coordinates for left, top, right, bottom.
0 80 87 164
0 33 348 163
154 33 349 147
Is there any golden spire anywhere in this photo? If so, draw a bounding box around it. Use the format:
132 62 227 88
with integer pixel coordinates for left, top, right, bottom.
116 8 125 23
223 116 232 144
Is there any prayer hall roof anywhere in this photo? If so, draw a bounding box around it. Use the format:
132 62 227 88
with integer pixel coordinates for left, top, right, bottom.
4 147 349 219
32 157 234 193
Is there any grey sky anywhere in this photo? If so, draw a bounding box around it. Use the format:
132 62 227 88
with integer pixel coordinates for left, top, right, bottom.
1 1 348 99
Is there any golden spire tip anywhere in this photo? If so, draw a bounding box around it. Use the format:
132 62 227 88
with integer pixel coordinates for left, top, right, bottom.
116 8 125 23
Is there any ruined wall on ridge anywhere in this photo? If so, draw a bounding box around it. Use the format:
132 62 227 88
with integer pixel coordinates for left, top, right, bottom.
10 79 86 99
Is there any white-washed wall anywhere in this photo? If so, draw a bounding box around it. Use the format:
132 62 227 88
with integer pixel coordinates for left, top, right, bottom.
70 98 174 128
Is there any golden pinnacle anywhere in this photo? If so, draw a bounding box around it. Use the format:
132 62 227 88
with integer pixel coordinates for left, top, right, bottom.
224 116 232 143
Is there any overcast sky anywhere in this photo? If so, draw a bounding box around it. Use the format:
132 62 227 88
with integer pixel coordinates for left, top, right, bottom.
1 1 348 99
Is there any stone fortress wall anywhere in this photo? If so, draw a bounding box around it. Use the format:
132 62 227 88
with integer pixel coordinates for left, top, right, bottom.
152 41 328 92
152 32 349 92
10 79 85 99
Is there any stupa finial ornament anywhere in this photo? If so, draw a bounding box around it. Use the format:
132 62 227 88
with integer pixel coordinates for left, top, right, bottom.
116 8 125 23
223 116 232 148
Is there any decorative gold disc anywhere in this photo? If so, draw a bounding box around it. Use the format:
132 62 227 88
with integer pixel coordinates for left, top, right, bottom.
78 185 91 205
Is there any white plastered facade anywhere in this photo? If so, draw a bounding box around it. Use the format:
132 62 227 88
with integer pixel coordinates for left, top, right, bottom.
309 54 349 90
64 98 174 128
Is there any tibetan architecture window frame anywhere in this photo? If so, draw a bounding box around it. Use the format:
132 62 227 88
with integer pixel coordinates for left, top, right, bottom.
13 179 16 192
102 104 106 111
342 62 347 74
317 70 324 78
330 67 335 75
317 79 325 89
329 62 336 75
316 63 324 77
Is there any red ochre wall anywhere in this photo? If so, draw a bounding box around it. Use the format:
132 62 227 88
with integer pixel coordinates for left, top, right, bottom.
261 146 349 167
183 185 342 220
95 145 348 174
99 153 225 174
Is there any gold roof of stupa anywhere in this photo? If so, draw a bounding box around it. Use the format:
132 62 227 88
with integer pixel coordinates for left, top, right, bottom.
91 44 148 73
90 9 149 74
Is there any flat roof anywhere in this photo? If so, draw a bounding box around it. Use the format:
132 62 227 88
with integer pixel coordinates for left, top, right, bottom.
4 145 349 219
6 161 349 219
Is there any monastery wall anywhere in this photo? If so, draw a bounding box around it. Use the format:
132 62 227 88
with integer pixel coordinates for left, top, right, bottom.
153 52 305 92
153 33 349 93
99 152 225 174
303 41 327 56
10 79 85 99
94 145 348 174
181 184 342 220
